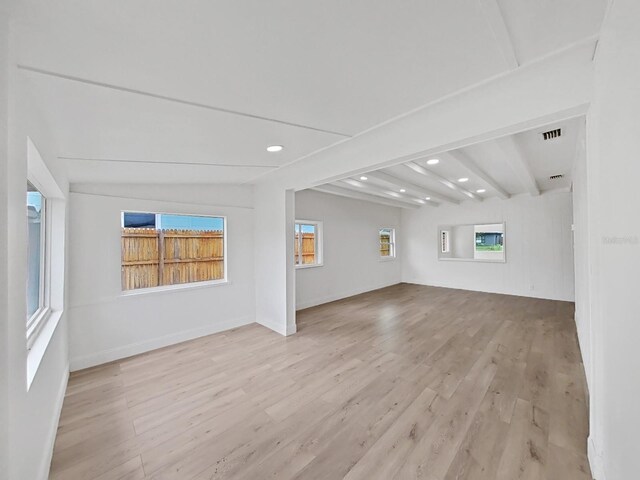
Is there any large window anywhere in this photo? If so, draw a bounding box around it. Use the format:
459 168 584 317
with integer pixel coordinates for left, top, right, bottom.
380 228 396 258
26 138 66 387
121 212 226 291
26 182 48 327
295 220 322 267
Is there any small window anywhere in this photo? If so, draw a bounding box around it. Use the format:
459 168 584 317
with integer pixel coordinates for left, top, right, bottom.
295 220 322 267
26 182 48 327
121 212 226 291
380 228 396 258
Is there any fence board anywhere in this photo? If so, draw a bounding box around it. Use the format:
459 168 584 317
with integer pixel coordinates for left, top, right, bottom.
380 233 391 256
295 232 316 264
121 228 224 290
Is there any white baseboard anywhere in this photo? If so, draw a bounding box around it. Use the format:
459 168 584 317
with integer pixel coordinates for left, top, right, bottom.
402 279 574 302
39 364 69 480
70 316 254 371
256 317 287 336
588 435 606 480
296 281 401 311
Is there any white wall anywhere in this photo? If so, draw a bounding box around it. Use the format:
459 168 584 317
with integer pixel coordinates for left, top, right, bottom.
0 1 10 474
571 119 592 389
254 185 296 335
401 191 575 301
295 190 402 310
584 2 640 478
6 67 71 480
67 186 255 370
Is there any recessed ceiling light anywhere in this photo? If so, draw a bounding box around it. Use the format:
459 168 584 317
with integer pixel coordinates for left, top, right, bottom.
400 189 406 193
425 197 431 201
360 176 368 181
458 177 469 183
426 159 440 165
476 189 486 193
266 145 283 152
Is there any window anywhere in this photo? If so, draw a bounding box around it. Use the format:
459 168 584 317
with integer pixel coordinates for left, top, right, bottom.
26 182 48 328
295 220 322 267
26 138 66 387
121 212 226 291
380 228 396 258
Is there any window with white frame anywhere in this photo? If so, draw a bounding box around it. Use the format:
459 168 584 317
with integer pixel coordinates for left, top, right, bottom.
26 182 48 332
26 137 67 387
121 212 226 291
295 220 322 267
380 228 396 258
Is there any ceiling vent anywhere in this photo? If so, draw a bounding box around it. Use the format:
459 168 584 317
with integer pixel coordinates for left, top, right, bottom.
541 128 562 140
549 174 564 180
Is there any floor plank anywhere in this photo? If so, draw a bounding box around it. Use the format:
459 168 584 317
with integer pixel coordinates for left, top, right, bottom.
50 284 591 480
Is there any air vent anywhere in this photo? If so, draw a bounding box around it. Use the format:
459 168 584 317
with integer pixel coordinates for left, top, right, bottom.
549 174 564 180
541 128 562 140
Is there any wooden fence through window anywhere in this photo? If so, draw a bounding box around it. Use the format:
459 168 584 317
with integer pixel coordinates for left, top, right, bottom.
294 232 316 264
121 228 224 290
380 232 391 256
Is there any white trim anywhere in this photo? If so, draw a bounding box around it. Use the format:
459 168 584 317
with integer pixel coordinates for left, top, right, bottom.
402 280 573 302
588 436 606 480
70 315 255 371
296 281 402 311
120 211 228 291
256 316 288 336
295 263 323 270
478 0 519 69
120 279 230 297
27 310 63 389
26 138 66 386
439 257 505 264
26 306 51 348
294 219 323 267
38 365 69 480
380 227 396 259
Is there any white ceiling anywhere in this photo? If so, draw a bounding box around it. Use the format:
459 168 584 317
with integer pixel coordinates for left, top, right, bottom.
316 117 584 208
14 0 606 184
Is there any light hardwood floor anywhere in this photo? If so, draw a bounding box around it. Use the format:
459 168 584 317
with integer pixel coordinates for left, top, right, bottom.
50 284 591 480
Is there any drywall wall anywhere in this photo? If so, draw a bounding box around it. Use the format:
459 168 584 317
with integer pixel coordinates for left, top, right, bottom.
401 191 575 301
254 185 296 335
67 187 255 370
6 66 71 480
0 2 10 474
571 119 592 390
295 190 402 309
585 1 640 478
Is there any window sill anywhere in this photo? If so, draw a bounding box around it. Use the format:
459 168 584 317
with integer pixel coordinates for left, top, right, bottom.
295 263 323 270
27 308 63 390
439 257 505 263
120 279 230 297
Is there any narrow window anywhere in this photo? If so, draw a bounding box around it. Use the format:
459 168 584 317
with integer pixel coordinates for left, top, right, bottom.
295 221 322 267
121 212 226 291
380 228 396 258
26 182 47 325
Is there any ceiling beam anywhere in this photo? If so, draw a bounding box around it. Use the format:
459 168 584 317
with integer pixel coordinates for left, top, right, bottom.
338 179 439 207
403 161 482 202
443 150 511 199
478 0 519 69
365 171 460 205
19 65 351 138
311 184 420 209
494 136 540 196
257 34 594 190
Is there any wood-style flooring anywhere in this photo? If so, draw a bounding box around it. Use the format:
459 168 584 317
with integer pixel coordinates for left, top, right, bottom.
49 283 591 480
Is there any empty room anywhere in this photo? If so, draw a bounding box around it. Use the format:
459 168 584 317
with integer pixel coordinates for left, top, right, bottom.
1 1 639 479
